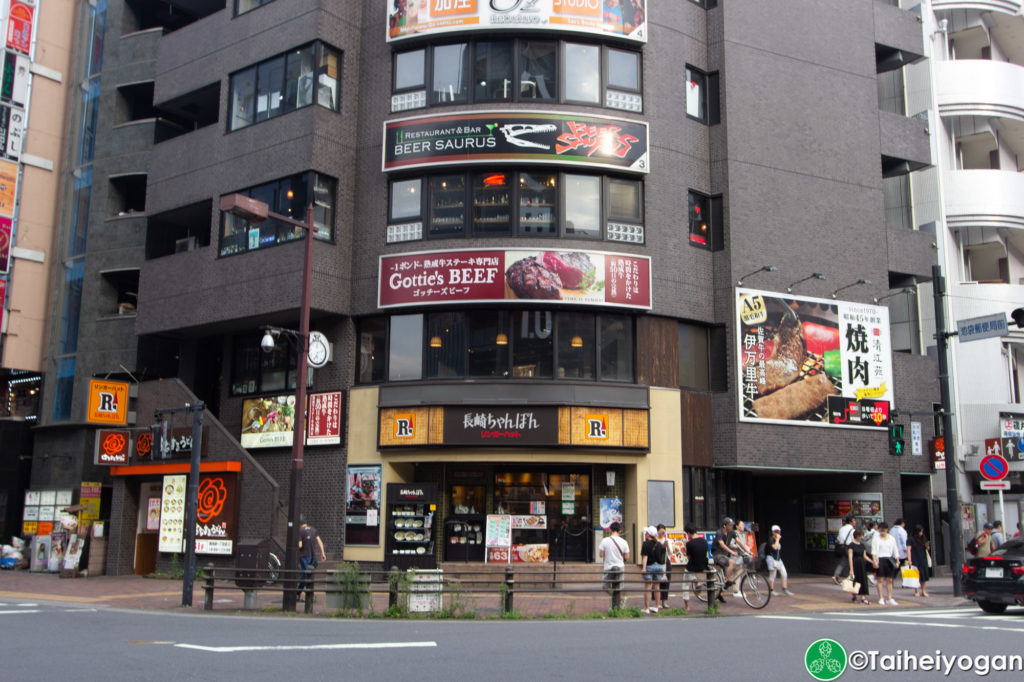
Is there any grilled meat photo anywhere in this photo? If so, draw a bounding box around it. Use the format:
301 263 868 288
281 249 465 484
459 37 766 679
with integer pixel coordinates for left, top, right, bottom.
542 251 593 290
752 373 837 420
761 307 805 393
506 256 563 300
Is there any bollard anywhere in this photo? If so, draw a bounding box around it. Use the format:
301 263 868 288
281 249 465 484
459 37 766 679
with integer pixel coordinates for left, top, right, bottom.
706 567 718 605
388 566 400 609
503 566 515 614
203 567 216 611
304 570 315 614
611 569 623 610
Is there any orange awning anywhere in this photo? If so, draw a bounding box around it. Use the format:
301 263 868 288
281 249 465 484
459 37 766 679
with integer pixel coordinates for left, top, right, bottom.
110 461 242 476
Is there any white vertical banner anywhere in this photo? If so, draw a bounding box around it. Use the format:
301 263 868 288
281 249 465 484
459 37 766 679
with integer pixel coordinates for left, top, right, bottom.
911 421 922 456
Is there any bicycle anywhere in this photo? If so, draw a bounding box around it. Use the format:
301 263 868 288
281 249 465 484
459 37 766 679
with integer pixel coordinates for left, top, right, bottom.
692 556 771 609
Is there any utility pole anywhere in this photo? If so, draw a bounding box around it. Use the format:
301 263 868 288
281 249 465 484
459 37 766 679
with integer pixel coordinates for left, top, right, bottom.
932 264 964 596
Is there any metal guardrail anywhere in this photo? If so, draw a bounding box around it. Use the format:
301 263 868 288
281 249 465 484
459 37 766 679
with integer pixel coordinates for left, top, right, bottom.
200 564 724 614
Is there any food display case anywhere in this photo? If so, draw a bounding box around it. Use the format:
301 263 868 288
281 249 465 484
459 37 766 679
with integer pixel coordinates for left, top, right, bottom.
385 483 437 570
444 518 485 562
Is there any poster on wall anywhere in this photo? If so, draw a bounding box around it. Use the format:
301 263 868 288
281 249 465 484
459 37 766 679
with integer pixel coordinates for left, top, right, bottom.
384 111 648 174
146 498 161 531
6 1 35 55
157 475 186 553
387 0 647 44
345 465 381 526
0 158 17 217
194 474 238 555
736 288 894 429
804 493 883 552
380 248 651 309
241 392 343 449
599 497 623 530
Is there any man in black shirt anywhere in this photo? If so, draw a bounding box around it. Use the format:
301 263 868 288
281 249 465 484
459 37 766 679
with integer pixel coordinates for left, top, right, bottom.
683 524 715 608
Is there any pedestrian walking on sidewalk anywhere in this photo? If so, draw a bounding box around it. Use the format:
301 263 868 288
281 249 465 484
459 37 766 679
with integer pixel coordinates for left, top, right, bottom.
656 524 671 609
297 515 326 599
871 522 900 605
991 521 1005 551
832 515 857 583
765 524 793 596
682 525 710 609
599 521 630 595
846 529 873 605
909 524 931 598
640 526 666 614
891 518 908 566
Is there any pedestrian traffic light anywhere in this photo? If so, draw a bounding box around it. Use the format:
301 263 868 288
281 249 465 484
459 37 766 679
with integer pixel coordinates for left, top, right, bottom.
888 423 905 456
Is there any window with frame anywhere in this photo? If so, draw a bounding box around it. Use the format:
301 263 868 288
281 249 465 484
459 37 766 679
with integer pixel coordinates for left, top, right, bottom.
230 333 298 396
219 172 336 257
388 169 643 244
228 41 340 131
687 191 723 251
685 65 720 125
356 311 635 384
392 39 642 113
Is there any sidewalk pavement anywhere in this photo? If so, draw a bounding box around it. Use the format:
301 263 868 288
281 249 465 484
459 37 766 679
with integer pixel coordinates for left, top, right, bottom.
0 570 974 618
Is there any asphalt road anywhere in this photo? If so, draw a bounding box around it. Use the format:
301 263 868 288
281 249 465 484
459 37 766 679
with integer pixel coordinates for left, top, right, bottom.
2 600 1022 681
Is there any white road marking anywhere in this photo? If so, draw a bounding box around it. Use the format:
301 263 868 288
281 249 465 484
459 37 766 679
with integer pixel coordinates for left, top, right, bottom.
759 614 1024 634
175 641 438 653
0 609 41 615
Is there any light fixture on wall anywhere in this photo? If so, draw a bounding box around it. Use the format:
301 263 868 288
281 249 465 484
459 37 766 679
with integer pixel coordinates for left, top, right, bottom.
873 287 916 305
429 335 442 348
832 278 871 299
570 335 583 348
786 272 825 293
496 332 508 346
606 471 616 487
736 264 777 286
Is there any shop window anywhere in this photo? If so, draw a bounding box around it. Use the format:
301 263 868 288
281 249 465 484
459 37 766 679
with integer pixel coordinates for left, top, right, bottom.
394 170 641 243
230 333 298 396
426 311 467 378
564 43 601 104
235 0 276 16
467 311 511 378
228 41 340 131
219 172 335 257
358 317 388 383
557 312 595 379
564 174 601 238
392 39 641 112
364 310 635 384
600 315 634 382
389 314 423 381
474 41 514 102
432 43 469 105
679 323 710 390
518 172 558 236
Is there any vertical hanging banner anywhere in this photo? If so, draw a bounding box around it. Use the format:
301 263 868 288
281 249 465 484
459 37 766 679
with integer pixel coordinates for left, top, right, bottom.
0 158 16 216
1 51 30 106
6 1 35 55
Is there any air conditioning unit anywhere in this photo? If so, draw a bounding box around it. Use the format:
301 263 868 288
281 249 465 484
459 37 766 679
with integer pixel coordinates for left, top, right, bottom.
174 236 197 253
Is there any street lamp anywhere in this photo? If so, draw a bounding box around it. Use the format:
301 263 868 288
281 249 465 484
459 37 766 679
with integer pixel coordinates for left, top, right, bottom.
219 193 315 612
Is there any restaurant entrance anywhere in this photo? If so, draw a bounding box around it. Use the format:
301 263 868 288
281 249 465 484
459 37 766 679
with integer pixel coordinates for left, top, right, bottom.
443 465 593 563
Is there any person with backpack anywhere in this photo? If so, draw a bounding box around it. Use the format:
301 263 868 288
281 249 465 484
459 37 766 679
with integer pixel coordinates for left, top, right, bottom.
968 523 994 558
764 524 794 596
832 515 857 584
599 521 630 596
640 525 667 614
682 525 712 608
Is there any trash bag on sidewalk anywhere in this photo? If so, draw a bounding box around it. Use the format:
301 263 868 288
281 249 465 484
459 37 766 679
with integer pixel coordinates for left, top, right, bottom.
2 536 28 569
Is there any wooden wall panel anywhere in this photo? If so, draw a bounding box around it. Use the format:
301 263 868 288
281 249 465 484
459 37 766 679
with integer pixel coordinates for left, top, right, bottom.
636 316 678 388
680 390 714 467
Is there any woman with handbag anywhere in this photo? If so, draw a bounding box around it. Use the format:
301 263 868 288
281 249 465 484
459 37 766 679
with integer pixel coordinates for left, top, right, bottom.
845 528 872 604
909 524 931 598
871 522 900 606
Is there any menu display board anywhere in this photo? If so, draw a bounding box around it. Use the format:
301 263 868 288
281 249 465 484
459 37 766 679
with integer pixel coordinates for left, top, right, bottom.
387 0 647 44
384 111 648 173
510 515 547 529
158 475 187 553
510 543 550 563
804 493 883 552
737 288 893 429
22 489 74 534
485 513 513 564
379 248 651 310
79 482 102 527
666 532 688 566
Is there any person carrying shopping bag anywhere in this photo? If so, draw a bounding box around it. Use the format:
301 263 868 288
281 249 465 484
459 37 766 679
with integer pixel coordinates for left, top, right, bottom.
871 522 901 606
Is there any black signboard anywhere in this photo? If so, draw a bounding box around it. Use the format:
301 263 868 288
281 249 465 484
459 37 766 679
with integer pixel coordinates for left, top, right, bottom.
826 396 889 428
386 482 438 505
383 111 648 173
443 407 560 446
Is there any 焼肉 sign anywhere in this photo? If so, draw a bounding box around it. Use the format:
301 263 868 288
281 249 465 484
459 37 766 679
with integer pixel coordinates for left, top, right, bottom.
736 288 894 429
387 0 647 44
379 248 651 309
383 111 648 173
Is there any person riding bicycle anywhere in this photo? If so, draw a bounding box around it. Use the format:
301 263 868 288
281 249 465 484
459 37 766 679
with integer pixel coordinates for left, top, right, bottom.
713 517 742 592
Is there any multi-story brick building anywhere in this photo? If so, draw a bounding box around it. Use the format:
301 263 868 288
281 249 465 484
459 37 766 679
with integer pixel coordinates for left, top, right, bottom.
21 0 943 576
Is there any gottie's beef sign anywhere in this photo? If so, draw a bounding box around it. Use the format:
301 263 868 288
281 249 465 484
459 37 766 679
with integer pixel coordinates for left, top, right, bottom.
383 111 648 173
379 248 651 309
